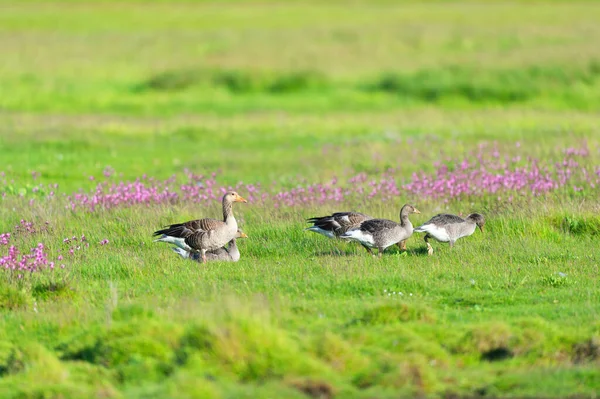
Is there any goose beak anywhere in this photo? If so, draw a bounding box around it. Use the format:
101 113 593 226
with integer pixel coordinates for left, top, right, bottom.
240 232 249 238
235 194 248 203
413 208 421 214
479 225 484 233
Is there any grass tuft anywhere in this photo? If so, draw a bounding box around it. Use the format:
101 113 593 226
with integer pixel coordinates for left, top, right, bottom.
540 273 570 288
112 304 156 321
572 337 600 364
57 320 184 384
136 70 202 92
455 322 514 357
0 284 30 311
552 215 600 236
136 68 327 94
202 316 326 381
0 342 23 377
31 281 76 301
288 378 335 399
366 62 600 106
351 303 435 326
313 332 370 374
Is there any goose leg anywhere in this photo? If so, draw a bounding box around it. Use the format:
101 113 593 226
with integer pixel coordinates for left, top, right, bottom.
397 240 407 251
449 240 455 250
424 234 433 256
378 247 385 258
201 249 208 263
361 244 375 256
426 243 433 256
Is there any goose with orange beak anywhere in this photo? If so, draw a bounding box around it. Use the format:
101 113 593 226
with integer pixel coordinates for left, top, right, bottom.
340 204 421 257
153 191 248 263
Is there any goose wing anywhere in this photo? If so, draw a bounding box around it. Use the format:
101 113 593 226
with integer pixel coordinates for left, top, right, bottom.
358 219 398 234
306 212 372 236
153 218 225 238
416 214 465 230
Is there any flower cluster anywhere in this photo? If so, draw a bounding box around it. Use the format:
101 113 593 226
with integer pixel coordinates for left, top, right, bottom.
12 219 52 236
273 143 600 205
1 224 91 278
66 176 179 212
0 240 63 277
3 143 599 212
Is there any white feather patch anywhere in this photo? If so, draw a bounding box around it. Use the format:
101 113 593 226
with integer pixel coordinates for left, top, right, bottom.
154 235 193 251
341 230 375 247
305 226 336 239
414 224 450 242
171 247 190 259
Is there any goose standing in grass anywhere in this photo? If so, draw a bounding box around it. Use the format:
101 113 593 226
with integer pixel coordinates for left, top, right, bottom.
305 211 410 251
153 191 248 263
171 229 248 262
340 204 421 257
414 213 485 255
306 212 373 239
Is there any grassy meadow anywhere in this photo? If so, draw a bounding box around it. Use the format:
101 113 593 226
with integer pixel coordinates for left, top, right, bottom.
1 1 600 398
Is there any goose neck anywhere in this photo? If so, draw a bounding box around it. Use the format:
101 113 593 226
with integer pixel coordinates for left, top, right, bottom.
228 240 240 261
399 209 411 227
222 199 233 221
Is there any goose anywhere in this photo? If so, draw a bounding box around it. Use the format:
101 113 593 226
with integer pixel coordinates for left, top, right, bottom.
306 212 373 239
340 204 421 257
153 191 247 263
306 211 410 251
171 229 248 262
414 213 485 255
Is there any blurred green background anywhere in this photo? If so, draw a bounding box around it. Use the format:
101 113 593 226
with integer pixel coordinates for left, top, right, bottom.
1 0 599 190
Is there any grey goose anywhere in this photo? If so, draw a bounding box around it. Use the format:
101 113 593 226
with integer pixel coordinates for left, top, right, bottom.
305 211 410 251
414 213 485 255
171 229 248 262
340 204 421 257
306 212 373 239
153 191 248 263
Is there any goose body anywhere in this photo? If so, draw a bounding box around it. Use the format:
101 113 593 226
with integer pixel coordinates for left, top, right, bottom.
171 229 248 262
414 213 485 255
153 191 247 262
306 212 373 239
340 204 420 257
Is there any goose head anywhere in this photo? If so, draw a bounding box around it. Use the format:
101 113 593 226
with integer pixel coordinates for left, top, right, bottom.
224 191 248 203
400 204 421 217
467 213 485 232
235 229 249 238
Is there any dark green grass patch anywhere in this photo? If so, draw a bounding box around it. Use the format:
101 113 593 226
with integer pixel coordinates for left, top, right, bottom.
551 214 600 236
350 303 436 326
366 62 600 106
32 281 77 301
135 62 600 107
136 69 327 94
0 285 30 311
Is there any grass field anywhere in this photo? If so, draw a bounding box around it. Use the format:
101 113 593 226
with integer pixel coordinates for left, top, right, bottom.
1 1 600 398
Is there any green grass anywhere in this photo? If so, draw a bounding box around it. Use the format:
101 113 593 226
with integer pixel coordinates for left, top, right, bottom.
1 1 600 115
1 108 598 193
1 1 600 398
